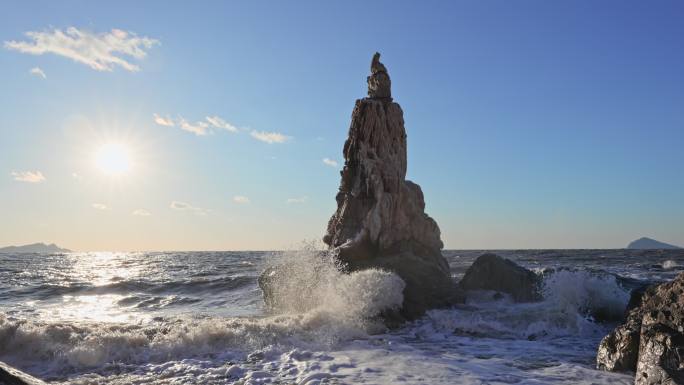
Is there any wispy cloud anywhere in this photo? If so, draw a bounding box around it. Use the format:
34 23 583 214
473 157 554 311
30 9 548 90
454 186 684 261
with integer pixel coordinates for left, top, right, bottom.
154 114 243 136
132 209 151 216
11 171 45 183
91 203 109 210
153 114 289 143
287 196 308 204
170 200 208 215
170 201 191 210
178 117 210 136
206 116 239 133
233 195 250 204
322 158 338 167
153 113 174 127
250 130 290 144
29 67 46 79
5 27 159 72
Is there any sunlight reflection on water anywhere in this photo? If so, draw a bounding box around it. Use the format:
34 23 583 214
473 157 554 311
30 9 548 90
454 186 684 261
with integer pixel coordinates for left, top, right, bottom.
38 252 152 322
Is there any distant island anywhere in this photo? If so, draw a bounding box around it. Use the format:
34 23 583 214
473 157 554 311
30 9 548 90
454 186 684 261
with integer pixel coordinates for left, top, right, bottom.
0 242 71 253
627 237 682 250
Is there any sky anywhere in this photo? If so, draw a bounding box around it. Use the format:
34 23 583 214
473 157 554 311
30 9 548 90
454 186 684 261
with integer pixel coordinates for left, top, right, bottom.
1 1 683 251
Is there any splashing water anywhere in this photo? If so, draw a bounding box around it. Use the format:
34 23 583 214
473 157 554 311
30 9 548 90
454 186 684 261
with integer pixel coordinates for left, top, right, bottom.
1 248 675 384
541 269 630 323
260 244 406 337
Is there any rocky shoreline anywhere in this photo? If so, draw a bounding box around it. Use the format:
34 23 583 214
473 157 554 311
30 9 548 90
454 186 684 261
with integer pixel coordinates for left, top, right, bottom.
597 272 684 384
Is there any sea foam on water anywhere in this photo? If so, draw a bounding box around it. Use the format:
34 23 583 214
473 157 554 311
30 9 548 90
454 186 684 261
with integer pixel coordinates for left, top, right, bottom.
0 250 671 384
0 245 407 381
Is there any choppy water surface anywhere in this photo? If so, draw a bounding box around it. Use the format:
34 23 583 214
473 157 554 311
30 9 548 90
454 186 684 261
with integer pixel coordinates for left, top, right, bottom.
1 249 683 384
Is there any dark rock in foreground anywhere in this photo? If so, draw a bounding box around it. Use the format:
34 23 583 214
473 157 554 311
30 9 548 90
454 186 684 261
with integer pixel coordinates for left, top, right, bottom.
320 52 464 320
597 272 684 384
0 361 46 385
459 253 541 302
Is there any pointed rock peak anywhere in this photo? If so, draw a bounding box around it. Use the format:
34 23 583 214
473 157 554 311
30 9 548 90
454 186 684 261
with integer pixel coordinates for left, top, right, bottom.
371 52 388 74
367 52 392 99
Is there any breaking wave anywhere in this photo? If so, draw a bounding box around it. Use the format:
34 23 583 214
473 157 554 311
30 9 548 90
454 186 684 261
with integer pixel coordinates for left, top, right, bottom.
0 245 405 377
415 269 630 341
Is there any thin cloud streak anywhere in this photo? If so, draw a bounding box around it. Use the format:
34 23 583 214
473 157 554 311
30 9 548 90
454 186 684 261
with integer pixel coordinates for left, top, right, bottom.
169 200 208 215
153 114 289 143
154 114 243 136
11 171 45 183
91 203 109 210
29 67 46 78
250 130 290 144
206 116 239 133
178 117 210 136
153 113 175 127
233 195 250 204
287 196 308 204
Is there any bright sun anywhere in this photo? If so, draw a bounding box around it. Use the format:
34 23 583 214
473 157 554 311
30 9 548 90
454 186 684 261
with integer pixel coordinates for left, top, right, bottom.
95 143 131 176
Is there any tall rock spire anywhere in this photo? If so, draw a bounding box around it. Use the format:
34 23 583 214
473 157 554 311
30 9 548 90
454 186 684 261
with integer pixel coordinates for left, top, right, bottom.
323 53 463 320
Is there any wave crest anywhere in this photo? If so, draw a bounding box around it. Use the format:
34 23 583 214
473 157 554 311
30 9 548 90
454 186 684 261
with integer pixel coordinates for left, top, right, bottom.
0 245 405 376
417 268 630 341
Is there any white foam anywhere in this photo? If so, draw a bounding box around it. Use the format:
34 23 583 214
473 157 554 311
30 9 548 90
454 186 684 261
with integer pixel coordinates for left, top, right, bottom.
261 245 405 337
662 259 679 269
0 249 637 384
0 246 406 379
541 269 630 323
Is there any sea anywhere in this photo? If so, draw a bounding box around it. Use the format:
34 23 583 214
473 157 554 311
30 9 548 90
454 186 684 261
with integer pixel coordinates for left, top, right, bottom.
1 247 683 384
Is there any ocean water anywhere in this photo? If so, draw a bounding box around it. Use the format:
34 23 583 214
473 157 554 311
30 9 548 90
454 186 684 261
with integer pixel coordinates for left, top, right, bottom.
1 248 683 384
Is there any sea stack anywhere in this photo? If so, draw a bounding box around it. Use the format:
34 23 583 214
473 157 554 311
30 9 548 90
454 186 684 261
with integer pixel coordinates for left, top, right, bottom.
323 52 463 320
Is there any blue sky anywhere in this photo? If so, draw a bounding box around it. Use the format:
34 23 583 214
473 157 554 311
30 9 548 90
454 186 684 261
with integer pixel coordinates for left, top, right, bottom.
1 1 683 250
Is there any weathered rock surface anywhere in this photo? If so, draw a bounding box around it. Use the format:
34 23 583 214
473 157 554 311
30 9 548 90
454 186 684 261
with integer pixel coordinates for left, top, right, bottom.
0 361 46 385
367 52 391 99
458 253 541 302
597 272 684 384
321 52 463 320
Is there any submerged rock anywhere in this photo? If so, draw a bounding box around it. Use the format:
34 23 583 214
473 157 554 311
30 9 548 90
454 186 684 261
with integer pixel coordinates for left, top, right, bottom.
321 52 463 320
458 253 541 302
597 272 684 384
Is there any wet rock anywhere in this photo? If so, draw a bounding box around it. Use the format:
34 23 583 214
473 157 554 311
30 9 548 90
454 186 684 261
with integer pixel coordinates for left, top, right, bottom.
596 320 641 372
257 265 280 309
625 283 652 315
0 361 47 385
597 272 684 384
322 52 463 320
458 253 541 302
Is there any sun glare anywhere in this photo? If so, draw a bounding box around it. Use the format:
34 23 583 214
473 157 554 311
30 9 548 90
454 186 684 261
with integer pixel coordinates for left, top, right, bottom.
95 143 131 176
